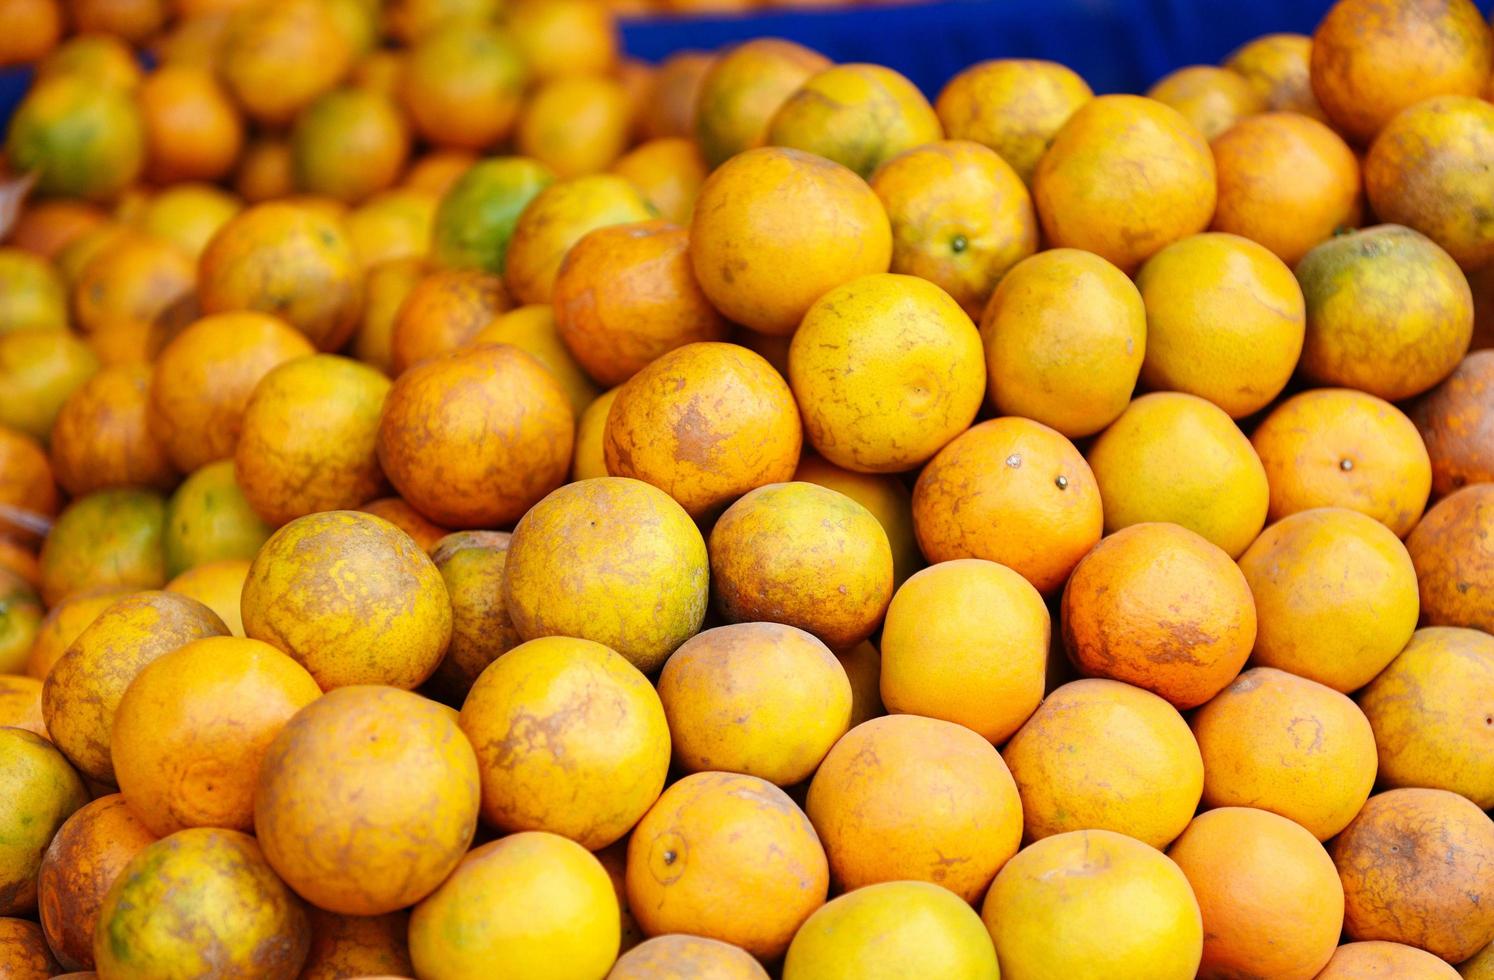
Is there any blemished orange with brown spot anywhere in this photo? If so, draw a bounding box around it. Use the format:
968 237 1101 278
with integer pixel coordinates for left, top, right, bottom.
1413 351 1494 496
1062 522 1255 710
767 63 941 179
255 686 478 916
870 139 1038 321
0 424 58 539
377 344 574 527
221 0 352 126
1407 484 1494 633
504 174 655 305
1253 388 1432 538
694 38 829 166
468 304 599 416
639 50 714 140
691 147 891 336
36 795 156 972
611 935 768 980
553 220 727 387
1334 788 1494 963
148 311 315 473
604 342 800 518
1316 942 1462 979
1224 33 1326 119
354 256 424 374
42 590 228 783
610 137 709 224
627 770 827 958
1033 94 1216 274
233 137 294 203
25 586 131 680
1360 627 1494 809
138 65 244 184
1146 64 1265 140
241 510 452 690
517 74 632 178
356 497 449 553
1002 678 1203 848
934 59 1093 185
505 0 617 80
37 489 166 606
298 909 412 980
49 364 176 497
291 88 410 205
1168 808 1344 980
912 417 1102 595
198 202 364 352
165 559 251 638
807 714 1021 901
1192 667 1377 841
112 637 321 838
0 0 61 67
425 531 517 700
390 268 510 375
0 676 46 737
72 233 194 337
399 24 525 150
7 200 108 261
793 454 921 587
1310 0 1492 144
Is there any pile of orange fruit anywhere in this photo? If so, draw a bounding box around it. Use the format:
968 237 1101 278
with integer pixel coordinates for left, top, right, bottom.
0 0 1492 977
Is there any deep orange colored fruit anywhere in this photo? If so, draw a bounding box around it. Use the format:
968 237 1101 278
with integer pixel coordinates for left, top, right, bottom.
138 65 244 184
389 267 510 374
1316 941 1461 979
639 50 715 140
1407 484 1494 633
49 364 176 497
610 137 709 225
221 0 352 126
1413 351 1494 497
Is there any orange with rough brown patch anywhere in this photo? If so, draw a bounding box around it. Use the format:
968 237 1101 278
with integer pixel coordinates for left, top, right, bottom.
1407 484 1494 633
0 917 59 979
1412 351 1494 497
693 38 829 167
390 268 511 375
138 64 244 184
49 364 176 497
426 530 517 700
298 908 413 980
72 233 194 337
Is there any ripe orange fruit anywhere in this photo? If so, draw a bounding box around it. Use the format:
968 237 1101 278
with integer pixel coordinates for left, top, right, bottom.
1224 33 1325 119
767 63 941 178
378 344 574 527
0 424 59 538
1135 232 1305 418
1297 225 1473 401
694 38 829 166
913 417 1102 593
390 268 510 374
808 714 1021 901
1167 807 1344 980
628 770 827 958
37 794 157 971
1033 94 1216 273
570 387 618 481
0 328 99 444
24 586 130 680
403 148 478 195
0 917 58 978
353 256 424 373
72 232 194 336
504 174 655 305
233 136 294 203
346 188 436 267
870 140 1037 321
5 75 145 201
1193 667 1377 841
199 202 363 352
35 32 142 90
384 0 500 43
400 23 525 150
639 50 715 140
791 454 920 587
553 220 726 386
0 727 88 917
68 0 164 41
1334 788 1494 962
517 74 633 178
165 559 251 638
506 0 617 80
424 530 516 699
979 248 1144 437
1252 388 1432 537
1310 0 1492 144
299 908 413 980
135 184 242 260
162 461 270 577
410 832 618 980
0 676 46 737
0 248 67 336
610 137 709 224
38 490 167 605
1407 484 1494 633
255 686 479 915
982 829 1203 980
138 65 244 185
0 0 61 67
611 934 767 980
429 156 555 273
1146 64 1264 140
934 58 1093 185
0 543 40 594
49 363 175 497
0 568 41 677
1413 351 1494 496
468 304 599 415
221 0 352 126
291 88 410 205
1316 941 1462 979
791 274 982 473
6 200 108 261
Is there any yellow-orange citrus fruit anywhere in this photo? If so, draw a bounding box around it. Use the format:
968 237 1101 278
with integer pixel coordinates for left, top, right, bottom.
425 531 517 700
49 363 176 497
298 908 413 980
0 917 59 979
346 188 436 267
0 676 46 737
610 934 767 980
0 0 61 68
162 461 269 577
138 65 244 185
164 559 250 638
792 453 920 586
356 496 450 553
505 0 618 81
767 63 941 179
0 328 100 443
1413 350 1494 497
37 489 167 606
25 586 130 680
694 38 829 167
0 570 41 676
390 267 510 375
291 87 410 205
0 247 68 336
934 58 1093 184
503 173 655 305
1224 33 1325 118
72 232 193 337
570 387 618 481
639 50 715 140
136 183 242 260
468 304 599 417
5 75 145 201
1146 64 1265 140
354 256 425 373
0 727 88 916
516 74 632 178
221 0 352 126
1317 941 1461 979
1407 484 1494 633
610 137 709 224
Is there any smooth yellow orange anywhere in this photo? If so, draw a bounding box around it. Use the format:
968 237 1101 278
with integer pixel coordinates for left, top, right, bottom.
934 58 1092 184
516 74 632 178
135 183 241 260
768 63 941 178
221 0 352 126
0 328 99 443
161 462 268 578
0 727 88 917
1224 33 1325 118
345 189 435 268
467 308 597 417
0 248 67 336
571 387 618 481
0 570 41 677
25 586 130 680
1408 485 1494 633
610 137 708 224
505 0 617 80
693 38 829 166
165 560 250 638
1146 64 1265 140
610 935 767 980
503 174 655 305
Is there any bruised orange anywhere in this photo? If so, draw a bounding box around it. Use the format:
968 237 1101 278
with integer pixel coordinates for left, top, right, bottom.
138 65 244 185
694 38 829 167
425 531 517 699
390 268 510 374
934 58 1093 185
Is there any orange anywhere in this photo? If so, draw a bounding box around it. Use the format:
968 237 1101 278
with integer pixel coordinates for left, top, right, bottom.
517 74 632 178
385 0 501 42
390 268 510 374
627 770 827 958
377 344 574 527
152 9 235 69
430 156 554 273
0 676 45 737
1145 64 1265 140
138 65 243 185
504 174 655 305
68 0 163 41
912 417 1102 594
1407 484 1494 633
198 202 363 352
162 461 270 577
135 184 242 260
1365 95 1494 270
5 75 145 201
1192 667 1377 841
807 714 1021 901
553 220 726 386
1462 943 1494 980
92 828 309 980
767 63 941 178
792 454 920 587
506 0 617 81
233 137 294 203
640 50 715 140
354 256 424 373
425 531 517 699
36 795 156 971
1240 508 1420 692
403 148 478 196
1317 941 1462 979
880 558 1047 743
691 147 891 336
1135 232 1304 417
0 328 99 443
72 232 194 337
1413 351 1494 496
356 499 454 553
6 200 108 261
350 48 404 99
299 908 413 980
934 59 1093 184
503 478 707 672
400 24 525 150
0 569 41 676
459 635 669 848
38 490 167 605
1086 391 1268 558
148 312 315 473
113 637 320 837
870 140 1038 320
410 832 618 980
0 918 58 978
165 560 251 638
291 88 409 205
694 38 829 167
242 511 452 689
610 137 709 224
611 935 767 980
982 829 1203 980
0 248 67 335
0 728 88 917
255 686 479 916
24 586 131 681
1033 94 1215 274
35 33 142 90
0 0 61 67
979 248 1145 437
42 590 227 782
49 363 176 497
1334 788 1494 963
345 188 436 267
1224 33 1325 119
0 542 40 592
1360 627 1494 809
221 0 353 126
468 304 600 415
571 387 619 481
54 223 130 289
0 424 59 540
604 342 800 518
1310 0 1492 144
1253 388 1432 537
1167 807 1344 980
